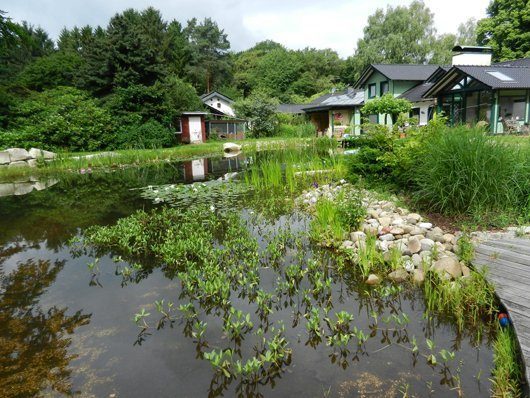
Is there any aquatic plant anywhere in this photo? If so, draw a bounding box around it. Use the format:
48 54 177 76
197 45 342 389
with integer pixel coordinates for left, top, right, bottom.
491 327 523 397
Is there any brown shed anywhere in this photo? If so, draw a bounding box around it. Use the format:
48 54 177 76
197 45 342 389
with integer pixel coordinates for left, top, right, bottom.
180 112 208 144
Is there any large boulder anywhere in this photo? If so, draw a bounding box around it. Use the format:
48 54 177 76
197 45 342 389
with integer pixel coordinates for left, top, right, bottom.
13 183 34 196
29 148 56 160
0 183 15 197
0 151 10 165
7 148 30 162
223 142 242 153
8 161 29 168
432 257 462 279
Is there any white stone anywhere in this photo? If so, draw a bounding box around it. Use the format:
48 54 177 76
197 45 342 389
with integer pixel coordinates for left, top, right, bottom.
366 274 381 285
388 268 409 283
404 260 415 272
0 183 15 197
408 213 422 222
27 159 38 167
390 227 405 235
443 233 455 244
350 231 367 242
8 161 28 168
0 151 10 165
420 238 435 251
432 257 462 279
413 269 425 284
379 233 395 241
407 237 422 254
13 182 33 196
7 148 31 162
412 253 422 267
223 142 242 152
418 222 433 229
379 217 391 227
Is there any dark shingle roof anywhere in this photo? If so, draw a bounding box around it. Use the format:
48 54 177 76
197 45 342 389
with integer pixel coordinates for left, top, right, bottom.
399 82 435 102
354 64 441 88
456 65 530 89
494 58 530 67
277 104 307 114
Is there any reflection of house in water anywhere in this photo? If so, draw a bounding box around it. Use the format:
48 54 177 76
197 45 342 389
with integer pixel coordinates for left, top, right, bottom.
182 155 246 183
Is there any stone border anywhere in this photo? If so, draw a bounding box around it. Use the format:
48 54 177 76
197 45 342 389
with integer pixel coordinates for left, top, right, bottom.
0 148 56 168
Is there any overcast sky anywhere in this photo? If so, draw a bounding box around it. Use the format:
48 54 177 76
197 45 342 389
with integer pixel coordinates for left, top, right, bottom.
3 0 489 58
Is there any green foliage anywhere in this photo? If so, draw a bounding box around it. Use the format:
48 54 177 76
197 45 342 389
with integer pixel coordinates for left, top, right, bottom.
16 52 82 90
234 92 279 137
412 127 530 218
115 120 174 149
4 86 114 151
491 327 523 397
277 123 316 138
361 94 412 126
477 0 530 61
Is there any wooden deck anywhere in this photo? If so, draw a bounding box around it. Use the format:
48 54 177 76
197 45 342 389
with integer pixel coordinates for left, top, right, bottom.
473 236 530 388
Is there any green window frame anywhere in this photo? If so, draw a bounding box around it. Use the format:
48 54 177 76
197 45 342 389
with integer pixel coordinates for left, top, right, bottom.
368 83 377 98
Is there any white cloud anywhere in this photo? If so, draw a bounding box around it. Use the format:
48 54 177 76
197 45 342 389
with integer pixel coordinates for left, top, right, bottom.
3 0 490 58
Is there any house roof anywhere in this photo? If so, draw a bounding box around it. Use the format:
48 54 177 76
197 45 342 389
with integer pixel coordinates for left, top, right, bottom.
399 82 435 102
423 64 530 97
302 89 364 112
354 64 440 88
200 91 234 104
494 58 530 67
277 104 307 114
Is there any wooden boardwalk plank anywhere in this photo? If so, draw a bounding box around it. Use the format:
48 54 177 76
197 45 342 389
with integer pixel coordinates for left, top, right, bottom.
473 236 530 390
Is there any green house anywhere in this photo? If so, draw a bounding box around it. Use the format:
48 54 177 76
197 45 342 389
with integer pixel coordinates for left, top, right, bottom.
424 58 530 134
354 64 441 126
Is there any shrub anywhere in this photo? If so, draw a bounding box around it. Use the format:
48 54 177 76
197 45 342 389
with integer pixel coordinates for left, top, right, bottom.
5 86 115 151
115 120 175 149
413 127 530 217
234 93 279 138
277 122 316 138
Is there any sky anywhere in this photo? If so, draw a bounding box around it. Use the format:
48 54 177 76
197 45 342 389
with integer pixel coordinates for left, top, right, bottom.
3 0 490 58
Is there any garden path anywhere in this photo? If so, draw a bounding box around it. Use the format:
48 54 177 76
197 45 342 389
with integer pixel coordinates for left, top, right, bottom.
473 235 530 388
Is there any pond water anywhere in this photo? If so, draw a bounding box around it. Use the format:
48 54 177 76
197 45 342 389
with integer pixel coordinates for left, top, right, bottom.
0 151 494 397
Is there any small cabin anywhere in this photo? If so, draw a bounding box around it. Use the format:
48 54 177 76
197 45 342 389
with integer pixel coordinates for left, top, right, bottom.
179 112 207 144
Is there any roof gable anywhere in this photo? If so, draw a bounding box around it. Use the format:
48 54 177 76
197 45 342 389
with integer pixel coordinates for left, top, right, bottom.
200 91 234 104
354 64 440 88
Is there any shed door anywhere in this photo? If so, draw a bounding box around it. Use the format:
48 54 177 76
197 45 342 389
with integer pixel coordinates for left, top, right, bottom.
189 117 202 142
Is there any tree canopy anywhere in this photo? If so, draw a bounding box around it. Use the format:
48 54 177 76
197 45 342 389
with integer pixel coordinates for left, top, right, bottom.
477 0 530 61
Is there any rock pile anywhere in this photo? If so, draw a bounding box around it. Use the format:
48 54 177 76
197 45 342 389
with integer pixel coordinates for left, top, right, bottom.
298 182 471 284
0 178 59 197
0 148 56 168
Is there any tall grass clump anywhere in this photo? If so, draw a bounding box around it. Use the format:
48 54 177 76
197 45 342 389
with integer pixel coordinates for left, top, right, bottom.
413 127 530 222
491 327 523 397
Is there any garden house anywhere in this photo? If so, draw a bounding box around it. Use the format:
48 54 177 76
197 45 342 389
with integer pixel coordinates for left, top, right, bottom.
206 119 247 140
423 48 530 134
179 112 207 144
302 88 365 137
354 64 440 126
200 91 236 118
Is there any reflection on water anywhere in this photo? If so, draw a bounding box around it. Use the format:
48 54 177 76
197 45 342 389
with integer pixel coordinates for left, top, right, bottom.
0 152 494 397
0 250 90 397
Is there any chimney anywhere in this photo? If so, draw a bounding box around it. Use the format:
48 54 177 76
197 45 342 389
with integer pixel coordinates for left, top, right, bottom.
452 45 492 66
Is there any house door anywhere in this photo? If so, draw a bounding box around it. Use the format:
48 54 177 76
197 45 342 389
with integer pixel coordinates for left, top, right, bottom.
189 117 202 142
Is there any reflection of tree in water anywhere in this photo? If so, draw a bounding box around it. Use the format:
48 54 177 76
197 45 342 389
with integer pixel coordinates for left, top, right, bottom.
0 253 91 397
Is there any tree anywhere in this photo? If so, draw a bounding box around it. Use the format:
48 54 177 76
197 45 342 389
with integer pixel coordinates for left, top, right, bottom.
234 92 279 137
477 0 530 61
344 1 438 82
184 17 231 93
361 94 412 126
16 52 82 90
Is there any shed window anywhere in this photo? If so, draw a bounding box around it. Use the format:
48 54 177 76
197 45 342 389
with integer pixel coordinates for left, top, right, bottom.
380 81 389 96
217 102 221 109
368 84 377 98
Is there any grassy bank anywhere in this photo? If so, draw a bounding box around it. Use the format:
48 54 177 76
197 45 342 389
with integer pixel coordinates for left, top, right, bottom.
0 137 325 181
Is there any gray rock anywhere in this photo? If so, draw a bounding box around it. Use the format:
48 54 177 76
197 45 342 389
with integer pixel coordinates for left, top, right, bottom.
413 269 425 284
426 231 445 243
0 183 15 197
8 161 29 168
420 238 435 252
366 274 381 285
0 151 10 165
33 181 47 191
402 225 414 234
404 260 415 272
443 243 454 252
407 237 422 254
29 148 56 160
7 148 30 162
362 223 378 236
379 233 395 241
27 159 38 167
388 269 409 283
408 213 422 222
410 227 425 236
412 253 422 267
432 257 462 279
391 218 404 226
340 240 354 249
